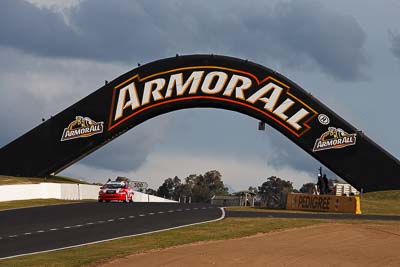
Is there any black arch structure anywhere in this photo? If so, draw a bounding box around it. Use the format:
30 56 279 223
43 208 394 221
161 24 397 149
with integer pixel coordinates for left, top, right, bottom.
0 55 398 192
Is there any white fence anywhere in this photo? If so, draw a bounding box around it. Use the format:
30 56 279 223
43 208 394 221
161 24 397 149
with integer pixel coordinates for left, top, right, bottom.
0 183 177 203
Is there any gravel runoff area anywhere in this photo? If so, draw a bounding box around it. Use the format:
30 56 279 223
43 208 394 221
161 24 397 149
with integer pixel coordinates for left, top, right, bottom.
99 223 400 267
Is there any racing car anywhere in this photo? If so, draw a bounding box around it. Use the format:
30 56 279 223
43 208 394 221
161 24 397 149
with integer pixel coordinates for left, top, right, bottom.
98 180 134 202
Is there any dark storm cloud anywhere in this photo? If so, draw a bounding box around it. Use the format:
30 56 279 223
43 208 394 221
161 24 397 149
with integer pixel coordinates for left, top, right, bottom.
0 86 41 145
390 32 400 61
0 49 163 172
0 83 163 172
0 0 366 80
79 115 170 172
0 0 77 58
266 127 340 180
264 1 366 80
78 131 151 172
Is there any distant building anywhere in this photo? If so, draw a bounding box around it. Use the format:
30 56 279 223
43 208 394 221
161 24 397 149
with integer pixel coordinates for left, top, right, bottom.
211 190 257 207
233 190 257 207
211 195 240 206
333 183 359 196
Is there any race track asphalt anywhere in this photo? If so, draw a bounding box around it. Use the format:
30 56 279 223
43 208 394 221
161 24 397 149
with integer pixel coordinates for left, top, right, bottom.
0 202 223 259
2 203 399 260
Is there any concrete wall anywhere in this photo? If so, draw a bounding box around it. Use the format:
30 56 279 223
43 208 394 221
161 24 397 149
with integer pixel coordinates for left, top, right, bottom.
79 184 100 200
0 183 100 201
0 183 177 203
0 183 48 201
132 191 177 203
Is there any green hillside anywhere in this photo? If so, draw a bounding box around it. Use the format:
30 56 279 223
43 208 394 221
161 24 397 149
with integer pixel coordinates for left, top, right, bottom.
361 190 400 215
0 175 91 185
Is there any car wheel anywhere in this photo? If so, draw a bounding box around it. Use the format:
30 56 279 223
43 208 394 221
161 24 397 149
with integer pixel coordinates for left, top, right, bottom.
105 200 110 202
129 194 133 202
98 199 102 203
123 194 128 203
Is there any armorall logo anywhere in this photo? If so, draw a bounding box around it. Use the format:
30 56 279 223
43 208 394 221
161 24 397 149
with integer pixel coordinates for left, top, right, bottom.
108 66 318 137
61 116 104 141
313 127 357 152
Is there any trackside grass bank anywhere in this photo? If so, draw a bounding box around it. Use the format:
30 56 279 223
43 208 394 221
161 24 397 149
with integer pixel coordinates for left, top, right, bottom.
361 190 400 215
0 218 324 267
0 175 91 185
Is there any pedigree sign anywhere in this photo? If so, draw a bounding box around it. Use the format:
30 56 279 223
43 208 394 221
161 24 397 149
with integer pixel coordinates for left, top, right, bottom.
108 66 318 137
286 193 361 214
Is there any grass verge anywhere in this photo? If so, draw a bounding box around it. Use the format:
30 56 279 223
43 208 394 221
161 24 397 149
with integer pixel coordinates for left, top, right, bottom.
0 217 324 267
0 199 93 211
361 190 400 215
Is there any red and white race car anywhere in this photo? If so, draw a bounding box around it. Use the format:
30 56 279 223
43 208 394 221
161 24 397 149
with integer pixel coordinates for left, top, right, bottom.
98 180 134 202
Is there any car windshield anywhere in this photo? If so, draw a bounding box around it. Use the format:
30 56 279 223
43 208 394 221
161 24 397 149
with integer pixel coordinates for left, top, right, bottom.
104 184 125 189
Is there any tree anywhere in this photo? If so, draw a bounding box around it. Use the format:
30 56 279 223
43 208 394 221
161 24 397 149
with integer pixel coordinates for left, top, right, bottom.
192 174 209 203
190 170 228 203
248 186 258 193
185 174 197 187
156 170 228 203
258 176 293 195
157 176 181 199
258 176 294 209
175 183 192 199
299 183 316 194
146 188 157 195
204 170 228 196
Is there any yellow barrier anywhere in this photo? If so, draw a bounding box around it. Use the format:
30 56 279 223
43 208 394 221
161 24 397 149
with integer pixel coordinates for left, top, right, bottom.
286 193 361 214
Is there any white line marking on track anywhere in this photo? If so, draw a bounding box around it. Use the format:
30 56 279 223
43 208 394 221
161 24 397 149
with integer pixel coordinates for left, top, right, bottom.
1 205 217 240
0 208 226 260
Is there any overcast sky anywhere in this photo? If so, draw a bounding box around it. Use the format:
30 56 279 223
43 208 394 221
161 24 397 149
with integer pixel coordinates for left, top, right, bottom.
0 0 399 191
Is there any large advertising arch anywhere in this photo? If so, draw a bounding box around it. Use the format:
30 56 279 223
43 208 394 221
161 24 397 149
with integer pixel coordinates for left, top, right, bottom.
0 55 398 192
